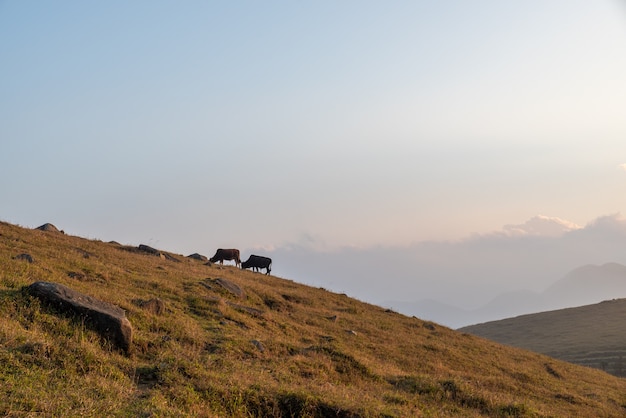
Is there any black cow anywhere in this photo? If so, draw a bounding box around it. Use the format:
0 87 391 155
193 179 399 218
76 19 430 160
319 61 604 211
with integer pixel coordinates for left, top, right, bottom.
241 255 272 275
209 248 241 267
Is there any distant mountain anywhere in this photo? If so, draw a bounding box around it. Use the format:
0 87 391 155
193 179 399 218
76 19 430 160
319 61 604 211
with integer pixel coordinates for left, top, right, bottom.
459 298 626 377
542 262 626 308
388 262 626 328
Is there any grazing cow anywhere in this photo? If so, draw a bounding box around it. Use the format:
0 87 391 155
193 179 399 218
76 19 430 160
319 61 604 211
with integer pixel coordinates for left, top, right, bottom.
241 255 272 275
209 248 241 267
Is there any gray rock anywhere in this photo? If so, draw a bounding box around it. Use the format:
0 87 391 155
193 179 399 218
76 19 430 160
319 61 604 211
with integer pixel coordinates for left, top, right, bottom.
35 223 62 233
226 301 264 317
161 252 181 263
187 253 208 262
137 245 180 262
14 253 34 263
26 281 133 354
135 298 166 315
213 278 245 299
251 339 265 352
138 244 161 256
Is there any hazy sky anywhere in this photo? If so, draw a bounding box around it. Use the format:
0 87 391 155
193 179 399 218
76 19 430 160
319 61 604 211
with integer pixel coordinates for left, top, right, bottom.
2 1 626 256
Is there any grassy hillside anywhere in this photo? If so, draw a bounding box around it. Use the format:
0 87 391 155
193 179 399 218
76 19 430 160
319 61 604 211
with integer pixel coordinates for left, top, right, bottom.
1 221 626 417
459 299 626 378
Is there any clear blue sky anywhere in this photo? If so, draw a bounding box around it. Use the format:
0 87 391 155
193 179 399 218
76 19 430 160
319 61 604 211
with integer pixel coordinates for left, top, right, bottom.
2 1 626 255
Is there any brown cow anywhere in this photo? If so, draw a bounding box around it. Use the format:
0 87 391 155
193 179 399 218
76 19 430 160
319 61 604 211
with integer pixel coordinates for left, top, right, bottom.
209 248 241 267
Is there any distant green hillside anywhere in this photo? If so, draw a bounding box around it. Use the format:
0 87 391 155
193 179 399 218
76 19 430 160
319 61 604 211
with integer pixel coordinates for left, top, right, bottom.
2 221 626 417
459 299 626 377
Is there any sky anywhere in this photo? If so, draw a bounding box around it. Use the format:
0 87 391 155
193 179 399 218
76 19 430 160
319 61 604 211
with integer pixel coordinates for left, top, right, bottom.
2 2 626 324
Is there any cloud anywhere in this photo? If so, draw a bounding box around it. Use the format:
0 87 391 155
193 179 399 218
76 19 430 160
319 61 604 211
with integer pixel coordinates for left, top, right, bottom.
620 164 626 171
262 214 626 327
501 215 582 237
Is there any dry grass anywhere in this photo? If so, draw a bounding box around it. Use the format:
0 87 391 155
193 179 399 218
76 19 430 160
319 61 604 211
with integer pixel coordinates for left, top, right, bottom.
460 299 626 377
1 220 626 417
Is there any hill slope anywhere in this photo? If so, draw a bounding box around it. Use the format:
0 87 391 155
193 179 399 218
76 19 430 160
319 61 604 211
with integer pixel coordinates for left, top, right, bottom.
1 221 626 417
459 299 626 377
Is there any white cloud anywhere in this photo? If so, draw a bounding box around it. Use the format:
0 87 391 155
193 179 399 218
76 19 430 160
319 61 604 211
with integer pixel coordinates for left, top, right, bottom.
501 215 582 237
266 214 626 327
619 163 626 171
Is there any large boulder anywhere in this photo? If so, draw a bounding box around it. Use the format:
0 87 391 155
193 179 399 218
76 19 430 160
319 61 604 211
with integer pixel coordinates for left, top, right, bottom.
187 253 208 262
26 281 133 354
137 245 181 262
138 244 161 256
213 278 246 299
35 223 62 233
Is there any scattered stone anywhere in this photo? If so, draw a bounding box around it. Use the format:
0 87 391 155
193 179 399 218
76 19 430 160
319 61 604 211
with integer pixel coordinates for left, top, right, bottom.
161 252 181 263
199 281 213 291
187 253 208 262
346 330 358 336
108 241 121 246
213 278 246 299
13 253 34 263
67 271 86 280
138 244 161 256
226 301 263 317
545 363 562 379
35 223 64 233
137 245 181 262
251 339 265 352
326 315 338 322
26 281 133 354
134 298 166 315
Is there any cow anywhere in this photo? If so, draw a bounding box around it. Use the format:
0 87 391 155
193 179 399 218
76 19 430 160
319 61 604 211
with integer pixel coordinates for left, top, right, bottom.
209 248 241 267
241 255 272 275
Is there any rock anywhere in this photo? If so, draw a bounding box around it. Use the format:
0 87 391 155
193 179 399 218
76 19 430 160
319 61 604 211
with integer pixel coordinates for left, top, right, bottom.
187 253 208 262
135 298 166 315
213 278 245 299
35 223 62 233
26 281 133 354
13 253 34 263
67 271 87 280
138 244 161 256
251 340 265 352
226 301 264 317
137 245 180 262
161 252 181 263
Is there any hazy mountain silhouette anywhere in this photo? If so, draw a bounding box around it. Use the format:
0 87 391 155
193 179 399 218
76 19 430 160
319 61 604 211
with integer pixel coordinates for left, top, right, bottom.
395 262 626 328
261 214 626 328
542 262 626 309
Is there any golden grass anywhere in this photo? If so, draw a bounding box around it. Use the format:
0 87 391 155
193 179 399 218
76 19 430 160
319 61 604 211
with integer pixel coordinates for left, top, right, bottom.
1 220 626 417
